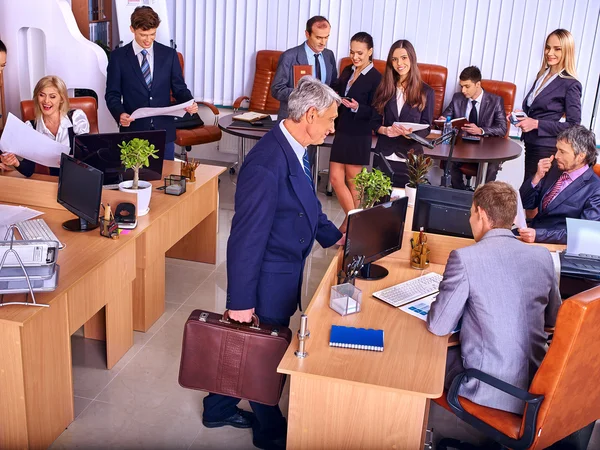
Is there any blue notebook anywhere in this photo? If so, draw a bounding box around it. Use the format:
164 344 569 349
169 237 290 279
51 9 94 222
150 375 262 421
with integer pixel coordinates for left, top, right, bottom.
329 325 384 352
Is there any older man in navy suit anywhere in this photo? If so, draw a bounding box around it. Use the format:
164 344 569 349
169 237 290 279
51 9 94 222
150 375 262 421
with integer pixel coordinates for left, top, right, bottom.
519 125 600 244
105 6 198 160
201 77 342 450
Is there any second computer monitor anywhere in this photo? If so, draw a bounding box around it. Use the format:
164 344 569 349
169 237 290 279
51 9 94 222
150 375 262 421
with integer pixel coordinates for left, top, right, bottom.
343 197 409 281
72 130 166 185
412 184 474 239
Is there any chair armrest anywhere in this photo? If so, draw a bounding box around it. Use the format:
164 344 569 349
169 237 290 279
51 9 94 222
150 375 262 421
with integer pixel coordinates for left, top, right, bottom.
233 96 250 112
447 369 544 450
196 101 220 116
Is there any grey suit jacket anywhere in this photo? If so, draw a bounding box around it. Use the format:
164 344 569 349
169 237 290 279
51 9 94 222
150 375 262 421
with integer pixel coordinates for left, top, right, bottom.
441 91 507 137
271 43 337 119
427 229 561 414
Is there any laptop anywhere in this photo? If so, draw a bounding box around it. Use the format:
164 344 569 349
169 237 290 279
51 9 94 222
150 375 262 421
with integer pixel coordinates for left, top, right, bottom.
559 218 600 280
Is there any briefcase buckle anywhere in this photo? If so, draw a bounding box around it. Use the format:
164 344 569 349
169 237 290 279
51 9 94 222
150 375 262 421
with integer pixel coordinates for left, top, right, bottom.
199 312 209 322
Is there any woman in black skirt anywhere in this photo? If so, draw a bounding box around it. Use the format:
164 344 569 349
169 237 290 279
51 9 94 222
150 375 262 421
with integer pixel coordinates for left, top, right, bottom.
329 32 381 232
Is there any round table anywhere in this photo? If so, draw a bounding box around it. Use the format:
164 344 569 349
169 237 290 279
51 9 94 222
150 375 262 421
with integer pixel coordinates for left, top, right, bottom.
218 114 522 187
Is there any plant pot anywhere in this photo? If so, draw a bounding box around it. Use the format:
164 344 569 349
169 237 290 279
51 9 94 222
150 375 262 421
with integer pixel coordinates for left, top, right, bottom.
405 184 417 207
119 180 152 216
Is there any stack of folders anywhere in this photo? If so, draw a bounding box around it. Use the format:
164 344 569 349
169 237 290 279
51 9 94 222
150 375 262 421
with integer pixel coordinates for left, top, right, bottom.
329 325 384 352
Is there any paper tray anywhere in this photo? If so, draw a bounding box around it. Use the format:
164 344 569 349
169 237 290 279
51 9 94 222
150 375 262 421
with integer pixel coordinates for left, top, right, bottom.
0 265 60 294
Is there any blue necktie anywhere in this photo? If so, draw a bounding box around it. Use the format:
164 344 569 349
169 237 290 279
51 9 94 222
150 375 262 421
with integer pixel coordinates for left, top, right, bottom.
302 150 314 189
141 49 152 89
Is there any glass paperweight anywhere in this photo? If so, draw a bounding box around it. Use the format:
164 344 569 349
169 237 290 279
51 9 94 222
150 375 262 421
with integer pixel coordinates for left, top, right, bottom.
330 283 362 316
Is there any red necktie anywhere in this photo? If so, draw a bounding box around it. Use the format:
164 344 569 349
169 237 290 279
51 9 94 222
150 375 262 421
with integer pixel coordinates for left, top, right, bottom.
542 172 570 210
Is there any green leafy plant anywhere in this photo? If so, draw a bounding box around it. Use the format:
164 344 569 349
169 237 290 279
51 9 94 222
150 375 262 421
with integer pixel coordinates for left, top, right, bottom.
354 167 392 209
406 149 433 188
118 138 159 189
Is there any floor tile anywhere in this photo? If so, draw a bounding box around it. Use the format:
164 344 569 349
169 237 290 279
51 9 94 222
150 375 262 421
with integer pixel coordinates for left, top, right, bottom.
165 263 214 303
73 396 92 418
183 270 228 313
189 427 254 450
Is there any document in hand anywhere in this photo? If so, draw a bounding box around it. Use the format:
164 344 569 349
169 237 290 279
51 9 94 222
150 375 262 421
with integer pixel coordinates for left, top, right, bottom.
130 99 195 120
392 122 430 132
0 205 43 240
0 113 68 168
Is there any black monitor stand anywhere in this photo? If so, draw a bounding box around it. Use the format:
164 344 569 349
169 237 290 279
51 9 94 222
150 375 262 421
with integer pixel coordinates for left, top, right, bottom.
359 262 389 281
62 217 99 232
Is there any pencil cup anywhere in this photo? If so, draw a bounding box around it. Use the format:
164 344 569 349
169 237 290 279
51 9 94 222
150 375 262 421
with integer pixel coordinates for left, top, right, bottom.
330 283 362 316
99 217 119 240
410 239 430 270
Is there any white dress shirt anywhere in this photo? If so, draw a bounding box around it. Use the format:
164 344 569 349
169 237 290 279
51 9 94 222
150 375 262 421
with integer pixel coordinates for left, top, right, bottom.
132 40 154 78
26 109 90 151
465 89 484 120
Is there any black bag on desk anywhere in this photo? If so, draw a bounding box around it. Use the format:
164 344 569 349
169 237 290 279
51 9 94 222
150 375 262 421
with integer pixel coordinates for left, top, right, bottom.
174 112 204 129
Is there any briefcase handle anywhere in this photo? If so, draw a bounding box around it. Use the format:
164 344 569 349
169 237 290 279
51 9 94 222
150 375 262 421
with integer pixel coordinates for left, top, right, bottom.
221 309 261 329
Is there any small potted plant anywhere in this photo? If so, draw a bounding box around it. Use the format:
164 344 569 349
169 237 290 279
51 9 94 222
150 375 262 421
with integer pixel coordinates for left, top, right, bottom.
353 167 393 210
118 138 159 216
405 149 433 206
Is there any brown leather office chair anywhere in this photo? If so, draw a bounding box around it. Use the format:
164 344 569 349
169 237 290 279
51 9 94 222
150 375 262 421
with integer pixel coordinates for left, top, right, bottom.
434 286 600 449
233 50 282 113
594 164 600 177
173 52 222 152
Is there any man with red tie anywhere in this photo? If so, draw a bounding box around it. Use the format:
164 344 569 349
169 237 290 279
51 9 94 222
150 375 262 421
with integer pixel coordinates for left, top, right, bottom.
519 125 600 244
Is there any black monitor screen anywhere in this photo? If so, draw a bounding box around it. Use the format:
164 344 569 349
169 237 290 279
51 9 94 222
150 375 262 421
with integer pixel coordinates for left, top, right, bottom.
57 153 103 225
412 184 474 238
72 130 166 185
343 197 409 271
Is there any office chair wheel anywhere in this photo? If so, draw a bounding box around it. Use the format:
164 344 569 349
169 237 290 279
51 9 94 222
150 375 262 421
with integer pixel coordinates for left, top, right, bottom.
325 190 333 197
229 167 236 175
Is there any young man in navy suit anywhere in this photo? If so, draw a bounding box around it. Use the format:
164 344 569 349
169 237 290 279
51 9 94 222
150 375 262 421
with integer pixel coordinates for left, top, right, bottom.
519 125 600 244
201 77 343 450
439 66 507 189
105 6 198 160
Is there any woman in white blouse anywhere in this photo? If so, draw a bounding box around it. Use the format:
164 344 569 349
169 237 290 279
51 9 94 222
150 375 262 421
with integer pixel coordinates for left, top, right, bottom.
0 75 90 177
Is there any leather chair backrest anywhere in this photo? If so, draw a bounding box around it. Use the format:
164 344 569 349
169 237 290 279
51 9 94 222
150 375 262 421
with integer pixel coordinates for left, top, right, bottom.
594 164 600 177
248 50 282 114
480 79 516 138
339 57 447 118
20 96 99 134
526 287 600 449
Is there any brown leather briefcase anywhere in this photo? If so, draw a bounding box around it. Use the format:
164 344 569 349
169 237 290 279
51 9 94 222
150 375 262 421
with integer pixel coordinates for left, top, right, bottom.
178 309 292 406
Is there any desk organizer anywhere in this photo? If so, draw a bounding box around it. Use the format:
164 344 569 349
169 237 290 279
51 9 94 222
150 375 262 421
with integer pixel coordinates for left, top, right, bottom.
330 283 362 316
180 159 200 182
164 174 187 196
100 217 119 239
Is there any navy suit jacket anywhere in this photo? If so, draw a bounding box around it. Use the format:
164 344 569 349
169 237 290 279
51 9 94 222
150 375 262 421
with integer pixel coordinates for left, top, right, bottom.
441 91 507 137
105 42 193 143
271 43 337 119
226 124 342 318
371 83 435 157
520 165 600 244
521 75 582 148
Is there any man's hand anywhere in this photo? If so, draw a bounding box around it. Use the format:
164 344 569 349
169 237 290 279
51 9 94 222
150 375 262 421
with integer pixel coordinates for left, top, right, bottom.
515 117 538 133
0 152 20 167
335 233 346 246
532 155 554 185
518 227 536 243
228 308 255 323
462 123 483 135
184 102 199 114
119 113 135 127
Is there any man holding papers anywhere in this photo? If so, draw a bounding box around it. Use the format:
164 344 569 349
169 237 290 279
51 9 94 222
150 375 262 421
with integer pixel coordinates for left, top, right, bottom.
105 6 198 160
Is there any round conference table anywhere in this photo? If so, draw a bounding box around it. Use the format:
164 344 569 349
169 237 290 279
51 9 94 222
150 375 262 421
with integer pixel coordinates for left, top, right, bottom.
218 113 522 187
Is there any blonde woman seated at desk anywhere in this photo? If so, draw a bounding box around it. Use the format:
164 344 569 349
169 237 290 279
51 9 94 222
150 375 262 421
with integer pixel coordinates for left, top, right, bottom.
0 75 90 177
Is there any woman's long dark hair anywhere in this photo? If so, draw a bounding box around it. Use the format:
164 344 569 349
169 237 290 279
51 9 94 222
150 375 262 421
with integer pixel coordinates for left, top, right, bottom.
372 40 426 114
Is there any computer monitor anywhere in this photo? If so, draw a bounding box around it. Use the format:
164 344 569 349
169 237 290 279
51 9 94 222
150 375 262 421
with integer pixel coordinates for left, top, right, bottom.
412 184 474 239
57 153 103 232
343 197 409 281
72 130 166 185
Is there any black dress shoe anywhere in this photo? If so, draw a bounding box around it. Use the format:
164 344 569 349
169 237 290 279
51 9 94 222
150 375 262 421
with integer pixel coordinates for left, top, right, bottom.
202 408 255 429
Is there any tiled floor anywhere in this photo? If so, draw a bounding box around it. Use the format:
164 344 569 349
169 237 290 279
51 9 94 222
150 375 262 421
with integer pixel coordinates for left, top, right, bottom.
50 157 599 449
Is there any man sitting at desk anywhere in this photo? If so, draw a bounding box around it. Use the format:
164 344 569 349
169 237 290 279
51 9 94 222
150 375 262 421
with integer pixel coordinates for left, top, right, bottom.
518 125 600 244
439 66 507 190
427 181 561 414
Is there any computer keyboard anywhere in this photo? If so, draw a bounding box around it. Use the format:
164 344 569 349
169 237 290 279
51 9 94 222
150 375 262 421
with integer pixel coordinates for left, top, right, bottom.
372 272 443 307
16 219 65 249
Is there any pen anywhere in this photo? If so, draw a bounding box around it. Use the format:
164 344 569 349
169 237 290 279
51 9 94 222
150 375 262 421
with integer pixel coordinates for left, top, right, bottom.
104 203 111 221
419 227 424 245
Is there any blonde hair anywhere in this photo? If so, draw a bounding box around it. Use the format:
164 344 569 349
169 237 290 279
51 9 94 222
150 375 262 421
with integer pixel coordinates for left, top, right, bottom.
33 75 70 120
536 29 577 80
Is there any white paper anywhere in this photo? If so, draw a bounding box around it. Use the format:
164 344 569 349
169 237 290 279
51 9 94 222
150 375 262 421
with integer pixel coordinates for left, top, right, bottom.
393 122 430 132
0 205 43 241
0 113 68 168
566 218 600 258
514 193 527 229
399 293 460 333
130 99 194 120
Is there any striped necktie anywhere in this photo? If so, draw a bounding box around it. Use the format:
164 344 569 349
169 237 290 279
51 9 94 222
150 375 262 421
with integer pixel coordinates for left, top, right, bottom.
302 150 314 189
542 172 570 210
140 49 152 89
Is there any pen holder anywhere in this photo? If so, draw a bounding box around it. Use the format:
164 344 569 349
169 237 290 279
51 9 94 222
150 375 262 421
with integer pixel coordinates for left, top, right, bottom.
330 283 362 316
181 160 199 182
163 174 187 196
410 238 430 269
100 217 119 240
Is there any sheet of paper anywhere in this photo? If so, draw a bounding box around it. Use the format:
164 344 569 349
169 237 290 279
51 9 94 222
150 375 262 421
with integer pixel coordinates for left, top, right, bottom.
566 218 600 258
399 293 461 333
393 122 430 132
514 193 527 229
130 99 194 120
0 113 68 168
0 205 43 241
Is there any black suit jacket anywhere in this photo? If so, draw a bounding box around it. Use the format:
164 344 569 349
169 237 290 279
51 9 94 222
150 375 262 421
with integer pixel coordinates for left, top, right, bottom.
441 91 507 137
371 83 435 156
520 165 600 244
521 75 582 147
105 42 194 143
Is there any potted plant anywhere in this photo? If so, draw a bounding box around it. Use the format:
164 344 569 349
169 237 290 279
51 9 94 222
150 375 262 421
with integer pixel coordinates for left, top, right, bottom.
118 138 159 216
405 149 433 206
353 167 392 210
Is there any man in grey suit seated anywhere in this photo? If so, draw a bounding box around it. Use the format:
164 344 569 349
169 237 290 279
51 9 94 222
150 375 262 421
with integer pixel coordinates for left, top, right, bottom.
439 66 507 190
427 181 561 414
